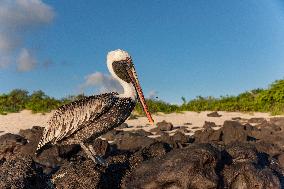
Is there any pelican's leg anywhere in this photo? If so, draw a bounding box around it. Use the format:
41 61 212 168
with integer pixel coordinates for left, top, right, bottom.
88 145 107 166
80 142 99 164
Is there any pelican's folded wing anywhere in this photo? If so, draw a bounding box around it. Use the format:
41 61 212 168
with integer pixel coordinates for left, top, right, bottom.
37 93 118 151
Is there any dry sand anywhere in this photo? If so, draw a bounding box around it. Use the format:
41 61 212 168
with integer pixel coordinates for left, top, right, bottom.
0 110 278 136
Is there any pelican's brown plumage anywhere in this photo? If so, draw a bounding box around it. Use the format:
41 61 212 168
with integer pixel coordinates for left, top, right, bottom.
36 49 154 164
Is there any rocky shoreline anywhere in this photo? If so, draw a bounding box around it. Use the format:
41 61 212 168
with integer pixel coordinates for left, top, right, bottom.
0 116 284 188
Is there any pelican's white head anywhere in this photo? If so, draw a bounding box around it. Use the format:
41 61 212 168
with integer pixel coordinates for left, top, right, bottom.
107 49 130 65
106 49 134 99
106 49 154 125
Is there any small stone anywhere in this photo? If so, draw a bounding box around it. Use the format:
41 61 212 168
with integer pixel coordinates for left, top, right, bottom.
184 122 192 125
207 111 222 117
156 120 173 131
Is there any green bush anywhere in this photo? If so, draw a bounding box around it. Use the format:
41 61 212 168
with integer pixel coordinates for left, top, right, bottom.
0 89 69 114
135 80 284 115
134 99 179 115
0 89 29 114
25 90 62 113
0 79 283 115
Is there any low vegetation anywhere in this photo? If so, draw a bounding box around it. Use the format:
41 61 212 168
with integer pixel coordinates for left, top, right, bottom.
0 90 84 115
0 79 283 115
136 79 284 115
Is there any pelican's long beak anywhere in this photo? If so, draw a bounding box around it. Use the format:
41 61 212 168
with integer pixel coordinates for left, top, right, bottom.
126 59 155 126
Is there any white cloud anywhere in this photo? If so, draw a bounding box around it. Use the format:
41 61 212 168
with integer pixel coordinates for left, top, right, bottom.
80 72 123 93
17 48 37 72
0 0 55 70
0 0 54 30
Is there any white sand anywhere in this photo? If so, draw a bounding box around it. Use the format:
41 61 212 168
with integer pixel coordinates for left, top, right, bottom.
0 110 278 136
0 110 52 135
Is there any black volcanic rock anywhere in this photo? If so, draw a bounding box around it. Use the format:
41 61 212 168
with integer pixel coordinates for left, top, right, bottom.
171 131 193 145
255 121 282 132
123 141 284 189
17 127 67 174
17 126 45 156
203 121 217 130
101 130 124 141
3 127 80 175
222 143 281 188
222 121 253 144
57 144 81 159
194 128 222 143
1 118 284 189
122 144 220 189
207 111 222 117
277 153 284 169
52 160 102 189
232 117 242 121
19 126 44 141
248 117 267 124
149 127 159 133
223 163 280 188
225 142 258 163
270 117 284 127
113 132 157 152
129 142 170 169
117 123 129 129
184 122 192 125
132 129 152 136
0 133 27 160
0 155 50 189
156 131 193 149
100 154 130 189
252 121 284 149
175 127 191 133
156 120 174 131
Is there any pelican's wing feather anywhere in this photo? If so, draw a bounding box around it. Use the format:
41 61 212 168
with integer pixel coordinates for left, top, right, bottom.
36 93 118 151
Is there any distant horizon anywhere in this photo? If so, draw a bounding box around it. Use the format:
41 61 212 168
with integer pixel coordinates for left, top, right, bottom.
1 1 284 104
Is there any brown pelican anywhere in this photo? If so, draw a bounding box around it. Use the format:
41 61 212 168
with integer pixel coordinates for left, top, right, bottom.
36 49 154 164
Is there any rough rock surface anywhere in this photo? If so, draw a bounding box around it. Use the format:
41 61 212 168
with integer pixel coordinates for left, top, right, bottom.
0 155 50 189
52 159 102 189
156 131 194 148
113 132 157 152
207 111 222 117
194 128 222 143
0 133 27 160
123 144 221 189
222 121 254 144
248 117 267 124
203 121 218 129
1 117 284 189
222 143 281 189
150 120 174 132
123 142 283 189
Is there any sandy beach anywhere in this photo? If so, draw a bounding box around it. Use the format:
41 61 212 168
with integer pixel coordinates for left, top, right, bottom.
0 110 277 136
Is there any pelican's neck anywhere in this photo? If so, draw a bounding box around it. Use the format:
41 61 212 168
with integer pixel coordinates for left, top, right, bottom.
107 61 137 100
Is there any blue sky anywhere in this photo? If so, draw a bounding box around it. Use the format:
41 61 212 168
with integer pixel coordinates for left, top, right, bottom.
0 0 284 103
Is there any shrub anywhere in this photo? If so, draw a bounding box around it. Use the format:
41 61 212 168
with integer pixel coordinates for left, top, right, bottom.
0 79 283 115
0 89 29 114
25 90 61 113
